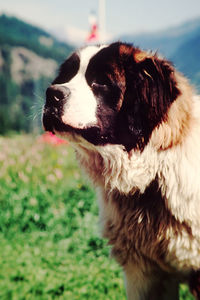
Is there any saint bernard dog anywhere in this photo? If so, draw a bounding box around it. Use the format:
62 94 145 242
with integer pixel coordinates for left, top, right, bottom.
43 42 200 300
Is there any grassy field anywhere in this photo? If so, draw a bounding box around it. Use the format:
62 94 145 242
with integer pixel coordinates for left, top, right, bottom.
0 135 194 299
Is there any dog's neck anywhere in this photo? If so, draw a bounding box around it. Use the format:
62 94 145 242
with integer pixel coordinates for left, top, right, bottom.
76 141 157 194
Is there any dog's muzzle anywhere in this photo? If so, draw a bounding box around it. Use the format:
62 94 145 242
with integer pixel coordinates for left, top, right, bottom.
43 84 71 132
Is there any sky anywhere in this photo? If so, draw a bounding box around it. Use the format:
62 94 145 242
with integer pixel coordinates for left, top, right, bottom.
1 0 200 45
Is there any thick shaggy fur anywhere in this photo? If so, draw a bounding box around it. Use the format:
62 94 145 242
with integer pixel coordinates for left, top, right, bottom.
43 42 200 299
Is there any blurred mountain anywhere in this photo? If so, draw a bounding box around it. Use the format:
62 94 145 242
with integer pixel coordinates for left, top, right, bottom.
0 14 73 134
120 17 200 57
120 17 200 91
171 32 200 89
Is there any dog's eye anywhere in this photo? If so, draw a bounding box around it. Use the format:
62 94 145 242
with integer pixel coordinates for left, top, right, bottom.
91 82 109 93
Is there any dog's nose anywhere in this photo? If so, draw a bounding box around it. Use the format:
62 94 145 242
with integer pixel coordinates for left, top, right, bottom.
46 85 71 107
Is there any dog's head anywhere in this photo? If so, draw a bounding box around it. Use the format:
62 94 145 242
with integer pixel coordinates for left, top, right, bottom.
43 42 181 151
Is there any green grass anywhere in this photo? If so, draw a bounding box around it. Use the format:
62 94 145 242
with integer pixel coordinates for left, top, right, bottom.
0 135 194 299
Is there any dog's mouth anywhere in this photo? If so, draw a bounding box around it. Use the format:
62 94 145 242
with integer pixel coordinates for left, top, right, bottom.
43 110 71 134
42 110 109 145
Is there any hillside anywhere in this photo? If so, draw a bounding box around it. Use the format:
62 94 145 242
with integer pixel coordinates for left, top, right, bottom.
0 14 74 134
0 14 73 63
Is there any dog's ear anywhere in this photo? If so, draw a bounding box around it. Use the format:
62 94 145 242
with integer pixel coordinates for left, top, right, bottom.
116 47 180 151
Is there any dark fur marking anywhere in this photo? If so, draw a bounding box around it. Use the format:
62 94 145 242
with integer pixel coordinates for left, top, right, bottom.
83 43 125 146
116 44 181 151
53 52 80 84
103 179 192 268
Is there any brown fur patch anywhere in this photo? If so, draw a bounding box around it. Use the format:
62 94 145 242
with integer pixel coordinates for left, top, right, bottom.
134 50 149 62
107 62 126 111
119 44 134 57
119 43 149 63
150 73 193 150
103 180 192 269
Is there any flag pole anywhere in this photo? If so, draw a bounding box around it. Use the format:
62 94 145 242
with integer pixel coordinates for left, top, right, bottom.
99 0 106 43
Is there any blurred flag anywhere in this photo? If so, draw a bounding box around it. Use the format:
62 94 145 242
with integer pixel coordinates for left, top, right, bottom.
86 11 99 43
